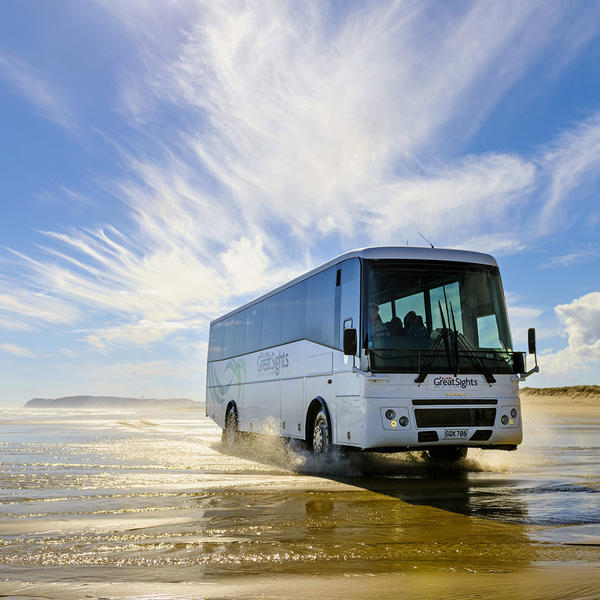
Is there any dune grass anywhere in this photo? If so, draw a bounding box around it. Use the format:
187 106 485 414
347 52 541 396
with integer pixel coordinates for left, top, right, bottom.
521 385 600 399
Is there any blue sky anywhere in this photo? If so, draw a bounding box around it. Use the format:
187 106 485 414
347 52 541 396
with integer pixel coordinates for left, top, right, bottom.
1 1 600 407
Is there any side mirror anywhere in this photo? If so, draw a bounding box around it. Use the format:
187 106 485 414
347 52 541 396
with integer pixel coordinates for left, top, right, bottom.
512 352 525 374
513 328 540 381
343 328 357 356
528 328 536 355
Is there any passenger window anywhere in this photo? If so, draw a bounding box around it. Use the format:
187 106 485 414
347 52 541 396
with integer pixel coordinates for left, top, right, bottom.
394 292 426 326
222 317 236 359
244 303 263 354
477 314 502 348
261 293 282 349
378 301 392 323
208 319 225 361
233 309 247 356
281 281 306 343
306 267 336 347
338 258 360 350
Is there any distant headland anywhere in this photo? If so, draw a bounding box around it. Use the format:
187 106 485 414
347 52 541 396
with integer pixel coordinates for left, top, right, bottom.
25 396 201 409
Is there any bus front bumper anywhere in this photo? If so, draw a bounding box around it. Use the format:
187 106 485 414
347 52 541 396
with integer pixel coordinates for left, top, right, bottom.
360 397 523 451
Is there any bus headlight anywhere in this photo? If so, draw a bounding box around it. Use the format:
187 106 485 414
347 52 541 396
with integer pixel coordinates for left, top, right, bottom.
501 415 509 425
381 408 409 430
510 408 518 419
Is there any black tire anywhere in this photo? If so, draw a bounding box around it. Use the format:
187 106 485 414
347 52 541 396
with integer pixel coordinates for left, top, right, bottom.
311 409 331 456
222 407 239 448
427 446 467 462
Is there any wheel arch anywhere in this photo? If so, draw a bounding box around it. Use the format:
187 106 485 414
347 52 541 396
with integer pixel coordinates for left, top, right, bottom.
305 397 332 444
224 400 238 426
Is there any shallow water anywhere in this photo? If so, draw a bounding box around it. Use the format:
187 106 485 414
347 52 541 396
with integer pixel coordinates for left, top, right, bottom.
0 401 598 599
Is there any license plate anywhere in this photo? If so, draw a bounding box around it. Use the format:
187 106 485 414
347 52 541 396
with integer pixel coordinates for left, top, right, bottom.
443 428 468 440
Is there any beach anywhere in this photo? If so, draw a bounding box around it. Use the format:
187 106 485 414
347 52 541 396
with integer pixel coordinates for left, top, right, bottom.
0 392 598 599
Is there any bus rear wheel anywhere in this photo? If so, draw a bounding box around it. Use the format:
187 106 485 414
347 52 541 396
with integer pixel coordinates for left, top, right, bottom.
222 407 239 448
311 410 331 456
427 447 467 463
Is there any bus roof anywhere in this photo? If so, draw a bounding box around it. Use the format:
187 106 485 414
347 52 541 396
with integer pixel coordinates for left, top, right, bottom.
211 246 498 325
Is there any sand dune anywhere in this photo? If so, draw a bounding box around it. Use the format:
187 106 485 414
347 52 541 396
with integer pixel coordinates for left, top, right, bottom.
520 386 599 415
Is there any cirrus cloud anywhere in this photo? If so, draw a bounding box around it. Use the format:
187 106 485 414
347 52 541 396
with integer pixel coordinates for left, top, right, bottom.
1 0 600 364
0 343 34 358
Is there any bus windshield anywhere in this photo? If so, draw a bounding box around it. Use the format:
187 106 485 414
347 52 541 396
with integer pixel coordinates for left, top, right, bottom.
364 260 516 375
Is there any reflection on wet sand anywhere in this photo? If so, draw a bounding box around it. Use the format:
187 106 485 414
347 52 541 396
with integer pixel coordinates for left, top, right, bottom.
226 430 599 525
0 401 598 599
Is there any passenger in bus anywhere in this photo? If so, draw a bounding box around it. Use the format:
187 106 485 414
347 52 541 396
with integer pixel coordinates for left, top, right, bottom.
404 311 427 338
388 316 404 336
368 303 391 336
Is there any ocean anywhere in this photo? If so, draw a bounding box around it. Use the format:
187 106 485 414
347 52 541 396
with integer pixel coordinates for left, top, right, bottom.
0 396 598 599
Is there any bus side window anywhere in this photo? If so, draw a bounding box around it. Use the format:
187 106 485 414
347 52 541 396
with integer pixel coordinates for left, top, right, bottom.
306 267 336 347
233 309 247 356
378 301 392 323
281 281 306 344
261 293 283 349
208 319 225 361
244 303 263 355
339 258 360 350
477 314 502 348
222 316 235 359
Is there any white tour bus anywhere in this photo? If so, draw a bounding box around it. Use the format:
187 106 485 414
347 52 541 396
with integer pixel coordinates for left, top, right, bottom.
206 247 539 461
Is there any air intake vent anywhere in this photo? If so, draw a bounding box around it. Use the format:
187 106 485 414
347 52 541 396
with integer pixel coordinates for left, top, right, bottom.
415 408 496 428
412 399 498 406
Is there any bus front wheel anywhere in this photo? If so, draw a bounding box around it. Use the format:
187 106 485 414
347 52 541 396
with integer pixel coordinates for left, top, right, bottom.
427 447 467 463
311 410 331 455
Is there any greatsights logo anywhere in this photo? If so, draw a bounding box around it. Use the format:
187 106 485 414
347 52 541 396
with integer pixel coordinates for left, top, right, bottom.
432 376 479 389
257 350 289 377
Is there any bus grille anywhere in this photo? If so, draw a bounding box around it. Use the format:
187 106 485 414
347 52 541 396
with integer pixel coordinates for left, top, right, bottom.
414 408 496 428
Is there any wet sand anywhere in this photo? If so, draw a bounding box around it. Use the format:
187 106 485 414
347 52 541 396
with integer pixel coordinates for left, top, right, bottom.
0 394 598 599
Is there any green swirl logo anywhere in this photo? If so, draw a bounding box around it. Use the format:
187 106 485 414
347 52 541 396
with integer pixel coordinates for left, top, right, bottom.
208 357 246 403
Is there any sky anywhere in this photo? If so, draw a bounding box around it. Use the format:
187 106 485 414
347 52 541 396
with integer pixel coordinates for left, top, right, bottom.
1 0 600 407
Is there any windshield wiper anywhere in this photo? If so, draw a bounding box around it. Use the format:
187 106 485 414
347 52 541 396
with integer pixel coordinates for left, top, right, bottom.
442 287 459 376
439 298 457 375
463 338 496 383
414 333 444 383
415 300 454 383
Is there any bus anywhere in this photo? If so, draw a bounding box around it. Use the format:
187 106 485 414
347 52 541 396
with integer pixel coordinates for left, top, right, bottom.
206 246 539 461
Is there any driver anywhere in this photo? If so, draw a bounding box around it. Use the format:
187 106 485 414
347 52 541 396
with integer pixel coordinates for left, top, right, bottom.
368 303 390 337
